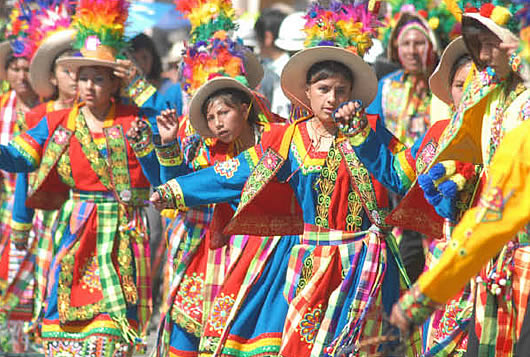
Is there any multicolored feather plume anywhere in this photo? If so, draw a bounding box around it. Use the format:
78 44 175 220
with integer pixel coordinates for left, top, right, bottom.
303 1 380 57
26 1 73 60
4 0 39 58
71 0 129 55
176 0 249 96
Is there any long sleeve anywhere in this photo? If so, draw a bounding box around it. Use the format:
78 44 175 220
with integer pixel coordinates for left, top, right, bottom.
350 116 420 195
156 146 264 209
399 122 530 323
11 173 35 244
0 117 50 173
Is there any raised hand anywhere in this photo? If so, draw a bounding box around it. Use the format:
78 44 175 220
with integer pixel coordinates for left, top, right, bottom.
156 108 179 145
114 59 139 87
333 100 368 136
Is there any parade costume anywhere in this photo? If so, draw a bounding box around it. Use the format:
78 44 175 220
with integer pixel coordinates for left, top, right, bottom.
0 2 41 351
351 37 477 356
396 1 530 355
129 1 295 354
155 2 420 356
367 1 444 147
0 0 163 354
0 5 76 340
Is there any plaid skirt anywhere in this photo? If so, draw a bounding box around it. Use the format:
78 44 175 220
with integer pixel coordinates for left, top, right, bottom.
280 224 418 357
40 191 151 357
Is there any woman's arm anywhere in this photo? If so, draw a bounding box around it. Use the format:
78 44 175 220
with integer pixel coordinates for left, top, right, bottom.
0 117 51 173
393 122 530 327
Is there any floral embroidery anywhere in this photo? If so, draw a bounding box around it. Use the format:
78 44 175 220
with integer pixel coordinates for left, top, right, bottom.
209 293 235 333
104 126 133 204
416 139 437 174
213 158 240 179
263 152 282 170
28 125 73 197
475 184 513 223
155 141 183 166
238 148 284 210
79 255 101 293
299 304 323 346
175 273 204 320
54 129 69 145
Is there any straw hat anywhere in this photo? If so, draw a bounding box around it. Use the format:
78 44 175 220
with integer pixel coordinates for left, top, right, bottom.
281 1 380 110
429 36 469 105
57 0 129 72
281 46 377 109
462 12 518 63
189 77 256 137
27 3 75 98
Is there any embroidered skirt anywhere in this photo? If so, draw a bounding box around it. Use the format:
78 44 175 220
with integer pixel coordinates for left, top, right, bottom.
40 191 151 357
422 239 473 357
279 224 417 357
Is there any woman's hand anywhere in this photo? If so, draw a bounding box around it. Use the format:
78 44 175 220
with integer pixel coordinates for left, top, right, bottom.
149 191 168 211
389 303 412 336
114 59 139 87
126 117 148 143
157 109 179 145
333 100 368 136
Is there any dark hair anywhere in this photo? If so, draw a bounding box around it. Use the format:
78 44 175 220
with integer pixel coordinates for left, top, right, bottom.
201 88 258 125
462 17 499 68
306 60 353 87
449 54 472 86
5 51 16 71
131 33 162 81
254 8 287 44
389 13 435 63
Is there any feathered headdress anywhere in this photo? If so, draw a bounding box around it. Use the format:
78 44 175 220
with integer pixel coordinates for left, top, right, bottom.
27 1 76 98
71 0 129 61
176 0 260 97
303 0 380 57
26 1 73 62
4 0 39 58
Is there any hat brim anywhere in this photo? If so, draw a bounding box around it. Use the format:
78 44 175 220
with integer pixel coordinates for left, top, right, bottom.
462 13 518 65
0 41 12 81
275 38 304 52
388 12 440 63
243 50 263 89
30 29 76 98
429 36 468 105
55 56 120 72
189 77 255 138
280 46 377 110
